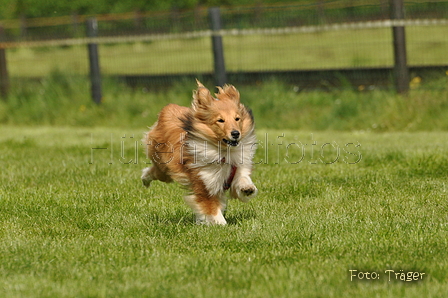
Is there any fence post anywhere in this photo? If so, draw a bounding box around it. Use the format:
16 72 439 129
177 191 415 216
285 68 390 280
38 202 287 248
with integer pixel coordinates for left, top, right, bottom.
0 26 9 99
390 0 409 94
209 7 227 87
86 17 102 104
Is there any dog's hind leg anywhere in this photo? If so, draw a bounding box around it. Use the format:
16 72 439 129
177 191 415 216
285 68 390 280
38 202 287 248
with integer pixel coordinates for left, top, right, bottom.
141 167 153 187
141 165 173 187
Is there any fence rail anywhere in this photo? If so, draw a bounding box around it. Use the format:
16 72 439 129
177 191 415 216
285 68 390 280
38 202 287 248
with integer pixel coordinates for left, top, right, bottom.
1 19 447 49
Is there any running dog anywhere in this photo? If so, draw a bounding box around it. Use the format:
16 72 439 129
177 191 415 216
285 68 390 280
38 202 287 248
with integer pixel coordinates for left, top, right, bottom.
141 80 257 225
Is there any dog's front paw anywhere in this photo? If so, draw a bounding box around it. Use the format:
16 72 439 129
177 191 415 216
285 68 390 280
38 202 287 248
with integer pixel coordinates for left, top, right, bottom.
241 185 257 197
233 180 258 202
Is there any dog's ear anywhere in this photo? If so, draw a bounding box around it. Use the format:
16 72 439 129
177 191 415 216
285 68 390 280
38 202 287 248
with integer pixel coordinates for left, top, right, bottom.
192 81 214 110
196 79 205 88
215 84 240 103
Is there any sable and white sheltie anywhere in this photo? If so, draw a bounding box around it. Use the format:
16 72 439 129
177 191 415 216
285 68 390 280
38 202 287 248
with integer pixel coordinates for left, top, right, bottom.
141 80 257 225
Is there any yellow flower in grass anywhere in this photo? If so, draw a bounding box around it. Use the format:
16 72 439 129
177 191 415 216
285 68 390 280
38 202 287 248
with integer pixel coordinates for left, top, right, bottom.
409 76 421 89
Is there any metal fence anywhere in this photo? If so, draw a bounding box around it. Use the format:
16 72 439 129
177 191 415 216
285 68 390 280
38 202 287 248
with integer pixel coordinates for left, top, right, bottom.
0 0 447 100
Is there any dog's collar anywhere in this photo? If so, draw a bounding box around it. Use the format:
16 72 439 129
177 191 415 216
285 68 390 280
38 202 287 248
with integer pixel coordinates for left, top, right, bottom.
221 157 237 191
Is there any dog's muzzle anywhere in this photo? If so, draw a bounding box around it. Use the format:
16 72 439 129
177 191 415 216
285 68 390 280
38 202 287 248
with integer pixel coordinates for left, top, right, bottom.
223 139 239 146
223 130 241 146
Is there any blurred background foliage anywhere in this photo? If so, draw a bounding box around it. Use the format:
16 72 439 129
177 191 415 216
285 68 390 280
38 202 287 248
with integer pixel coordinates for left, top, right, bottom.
0 0 446 19
1 0 287 19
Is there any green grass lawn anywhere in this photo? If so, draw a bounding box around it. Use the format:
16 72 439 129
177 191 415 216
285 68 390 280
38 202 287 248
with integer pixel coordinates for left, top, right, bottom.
1 126 447 297
5 25 448 77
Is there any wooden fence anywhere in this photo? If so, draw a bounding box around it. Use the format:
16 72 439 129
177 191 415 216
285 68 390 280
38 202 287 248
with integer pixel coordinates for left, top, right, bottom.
0 0 447 102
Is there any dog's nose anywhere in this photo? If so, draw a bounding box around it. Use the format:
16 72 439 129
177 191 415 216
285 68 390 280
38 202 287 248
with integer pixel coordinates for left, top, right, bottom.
231 130 240 140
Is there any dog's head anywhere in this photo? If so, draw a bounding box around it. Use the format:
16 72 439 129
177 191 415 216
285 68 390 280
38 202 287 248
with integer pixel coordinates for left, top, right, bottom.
191 80 253 147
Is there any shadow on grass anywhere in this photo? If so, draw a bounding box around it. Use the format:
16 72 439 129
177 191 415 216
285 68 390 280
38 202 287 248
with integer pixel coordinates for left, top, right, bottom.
225 207 257 225
143 205 257 227
144 209 195 226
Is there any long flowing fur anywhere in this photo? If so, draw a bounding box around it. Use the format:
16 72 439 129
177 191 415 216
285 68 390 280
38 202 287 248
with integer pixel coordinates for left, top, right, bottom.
141 81 258 225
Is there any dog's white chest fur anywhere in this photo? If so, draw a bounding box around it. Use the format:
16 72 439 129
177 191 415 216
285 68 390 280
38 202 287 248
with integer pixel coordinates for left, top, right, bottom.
197 163 233 196
188 140 246 196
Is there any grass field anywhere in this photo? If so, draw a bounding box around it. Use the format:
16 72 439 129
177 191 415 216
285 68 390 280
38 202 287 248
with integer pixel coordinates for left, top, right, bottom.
1 126 447 297
6 25 448 77
0 76 447 296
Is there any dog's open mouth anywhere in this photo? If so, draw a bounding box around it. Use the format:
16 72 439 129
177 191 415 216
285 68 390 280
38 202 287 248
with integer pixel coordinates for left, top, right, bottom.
223 139 239 146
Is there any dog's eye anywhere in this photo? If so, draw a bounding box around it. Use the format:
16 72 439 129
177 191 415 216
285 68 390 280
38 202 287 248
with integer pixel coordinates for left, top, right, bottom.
217 119 225 123
235 117 240 121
